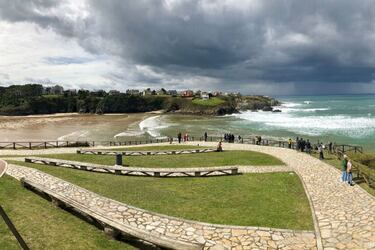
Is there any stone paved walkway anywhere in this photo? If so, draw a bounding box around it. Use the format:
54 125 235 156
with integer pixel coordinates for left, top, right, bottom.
189 142 375 250
6 164 316 250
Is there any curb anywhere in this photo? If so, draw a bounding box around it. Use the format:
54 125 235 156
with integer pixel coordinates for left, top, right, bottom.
0 159 8 178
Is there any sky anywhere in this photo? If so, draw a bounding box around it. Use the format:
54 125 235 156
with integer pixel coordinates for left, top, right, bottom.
0 0 375 95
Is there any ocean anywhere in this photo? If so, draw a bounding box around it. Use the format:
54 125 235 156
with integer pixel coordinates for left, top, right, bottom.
154 94 375 150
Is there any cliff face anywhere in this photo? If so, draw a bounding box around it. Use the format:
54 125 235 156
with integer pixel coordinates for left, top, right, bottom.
236 96 280 112
165 95 279 116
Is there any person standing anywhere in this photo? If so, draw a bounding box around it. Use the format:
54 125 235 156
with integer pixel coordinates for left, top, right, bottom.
318 143 324 160
306 139 312 154
300 138 305 152
288 138 292 149
177 132 182 144
341 155 348 182
296 137 300 151
329 142 333 154
347 159 353 185
204 132 208 142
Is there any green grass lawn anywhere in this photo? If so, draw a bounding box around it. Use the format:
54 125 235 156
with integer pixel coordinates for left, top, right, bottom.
100 145 211 151
39 150 284 168
192 97 225 106
311 151 375 196
0 175 134 250
8 161 313 230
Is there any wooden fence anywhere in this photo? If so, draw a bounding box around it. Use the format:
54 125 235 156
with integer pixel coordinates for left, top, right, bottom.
0 138 170 150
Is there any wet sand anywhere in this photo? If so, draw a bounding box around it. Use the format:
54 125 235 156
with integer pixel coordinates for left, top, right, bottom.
0 113 149 142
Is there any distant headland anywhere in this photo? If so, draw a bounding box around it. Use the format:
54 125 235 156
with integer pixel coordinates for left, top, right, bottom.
0 84 280 116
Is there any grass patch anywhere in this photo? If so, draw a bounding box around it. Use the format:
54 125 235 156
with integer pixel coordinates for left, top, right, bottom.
0 175 134 249
192 97 225 107
311 151 375 197
101 145 211 151
40 150 284 168
10 161 313 230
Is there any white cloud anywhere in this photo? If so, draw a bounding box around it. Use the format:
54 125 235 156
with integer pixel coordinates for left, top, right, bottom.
0 21 114 89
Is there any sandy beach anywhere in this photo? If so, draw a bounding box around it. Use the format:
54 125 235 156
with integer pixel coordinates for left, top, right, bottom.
0 113 149 142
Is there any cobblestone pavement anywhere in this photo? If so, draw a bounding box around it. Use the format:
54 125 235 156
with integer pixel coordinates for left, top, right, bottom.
190 142 375 250
6 164 316 250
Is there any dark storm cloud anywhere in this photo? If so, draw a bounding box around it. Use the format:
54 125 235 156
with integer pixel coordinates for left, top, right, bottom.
0 0 88 38
1 0 375 94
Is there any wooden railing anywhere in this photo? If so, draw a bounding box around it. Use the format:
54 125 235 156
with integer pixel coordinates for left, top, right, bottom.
335 144 363 154
0 138 170 150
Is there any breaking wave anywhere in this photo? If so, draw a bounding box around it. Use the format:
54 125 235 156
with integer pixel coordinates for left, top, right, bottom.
57 130 90 141
233 111 375 138
139 116 169 139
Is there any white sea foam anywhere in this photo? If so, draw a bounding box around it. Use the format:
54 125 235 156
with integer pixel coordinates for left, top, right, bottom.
276 107 330 113
57 130 89 141
233 111 375 138
114 130 145 138
139 116 169 139
282 102 302 108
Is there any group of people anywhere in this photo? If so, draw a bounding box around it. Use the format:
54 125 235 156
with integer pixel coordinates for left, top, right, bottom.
177 132 190 143
341 155 353 185
289 137 336 160
223 133 236 143
293 137 313 154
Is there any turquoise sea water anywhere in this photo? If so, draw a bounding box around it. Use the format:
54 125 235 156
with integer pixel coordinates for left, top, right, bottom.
156 94 375 150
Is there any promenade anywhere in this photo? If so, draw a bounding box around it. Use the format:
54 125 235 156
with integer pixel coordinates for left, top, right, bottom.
2 142 375 249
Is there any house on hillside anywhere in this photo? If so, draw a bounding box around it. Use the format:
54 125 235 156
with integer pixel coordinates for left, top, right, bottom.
201 92 210 100
212 91 222 97
109 90 120 95
156 88 167 95
181 90 194 97
43 85 64 95
168 90 178 96
64 89 77 96
52 85 64 95
142 88 152 96
126 89 140 95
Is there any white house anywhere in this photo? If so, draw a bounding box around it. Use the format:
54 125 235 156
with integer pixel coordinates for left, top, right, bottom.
201 92 210 100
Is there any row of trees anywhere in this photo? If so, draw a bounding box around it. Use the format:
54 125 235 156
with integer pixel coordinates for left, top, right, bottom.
0 84 168 115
